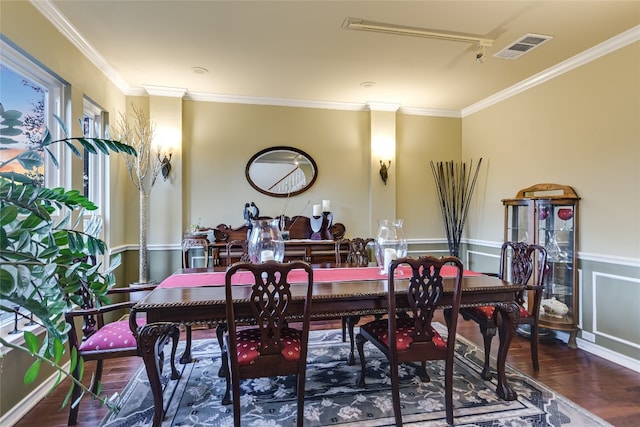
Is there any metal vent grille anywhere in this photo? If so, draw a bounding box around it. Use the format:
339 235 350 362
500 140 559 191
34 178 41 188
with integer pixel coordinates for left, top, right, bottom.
493 33 553 59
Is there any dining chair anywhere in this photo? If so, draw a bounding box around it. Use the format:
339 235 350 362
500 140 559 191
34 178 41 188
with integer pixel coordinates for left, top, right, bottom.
459 241 547 379
221 261 314 427
225 239 250 265
65 282 176 425
356 256 464 426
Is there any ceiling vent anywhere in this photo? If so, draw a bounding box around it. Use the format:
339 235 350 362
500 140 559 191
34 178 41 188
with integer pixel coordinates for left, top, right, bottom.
493 33 553 59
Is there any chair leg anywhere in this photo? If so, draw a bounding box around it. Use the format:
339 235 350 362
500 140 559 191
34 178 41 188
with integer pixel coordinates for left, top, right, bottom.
389 359 403 426
355 333 368 387
180 325 193 364
221 345 232 405
67 361 83 425
530 322 540 371
296 369 306 427
90 360 104 395
417 361 431 382
232 368 241 427
479 325 496 380
444 357 455 426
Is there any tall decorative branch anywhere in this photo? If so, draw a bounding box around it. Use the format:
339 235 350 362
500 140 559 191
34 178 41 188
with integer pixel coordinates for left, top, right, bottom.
430 158 483 258
115 105 161 284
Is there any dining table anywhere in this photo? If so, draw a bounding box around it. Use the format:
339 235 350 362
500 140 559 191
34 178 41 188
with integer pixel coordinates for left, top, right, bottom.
130 264 524 427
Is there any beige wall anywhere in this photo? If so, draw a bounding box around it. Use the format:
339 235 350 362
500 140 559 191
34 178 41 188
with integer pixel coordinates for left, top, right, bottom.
463 41 640 258
179 101 462 242
397 114 462 239
182 102 375 237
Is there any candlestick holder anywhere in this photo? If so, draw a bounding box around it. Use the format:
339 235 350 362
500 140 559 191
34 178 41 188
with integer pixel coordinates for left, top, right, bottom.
311 211 333 240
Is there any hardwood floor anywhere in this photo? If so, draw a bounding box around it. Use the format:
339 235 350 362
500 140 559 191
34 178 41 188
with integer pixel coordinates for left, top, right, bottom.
13 315 640 426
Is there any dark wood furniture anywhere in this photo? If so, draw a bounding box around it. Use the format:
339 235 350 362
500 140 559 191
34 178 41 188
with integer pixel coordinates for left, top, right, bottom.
225 239 249 265
356 256 463 426
502 183 580 347
221 261 314 427
64 283 176 425
336 237 375 342
460 241 548 379
181 235 209 268
131 269 525 427
191 215 347 266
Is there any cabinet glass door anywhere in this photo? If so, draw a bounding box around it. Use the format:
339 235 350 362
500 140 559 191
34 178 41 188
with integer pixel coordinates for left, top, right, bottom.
538 201 575 327
505 201 531 243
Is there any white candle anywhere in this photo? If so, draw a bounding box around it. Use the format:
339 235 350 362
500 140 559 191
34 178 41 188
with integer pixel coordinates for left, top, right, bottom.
260 250 275 262
322 199 331 212
313 204 321 217
383 248 397 273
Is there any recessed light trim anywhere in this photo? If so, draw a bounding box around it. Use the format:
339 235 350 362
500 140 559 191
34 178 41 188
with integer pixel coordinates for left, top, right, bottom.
191 67 209 75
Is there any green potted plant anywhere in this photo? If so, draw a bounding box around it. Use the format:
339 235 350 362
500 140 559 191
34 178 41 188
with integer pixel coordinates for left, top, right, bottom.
0 102 135 406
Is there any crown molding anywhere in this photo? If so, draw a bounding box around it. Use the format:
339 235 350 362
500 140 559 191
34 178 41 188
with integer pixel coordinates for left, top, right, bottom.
183 91 369 111
143 85 187 98
367 102 401 112
30 0 130 94
399 106 461 118
462 24 640 117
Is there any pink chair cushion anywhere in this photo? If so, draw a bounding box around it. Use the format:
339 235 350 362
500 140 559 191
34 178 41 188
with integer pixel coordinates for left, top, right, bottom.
363 317 446 351
468 304 531 319
235 327 302 366
79 318 146 352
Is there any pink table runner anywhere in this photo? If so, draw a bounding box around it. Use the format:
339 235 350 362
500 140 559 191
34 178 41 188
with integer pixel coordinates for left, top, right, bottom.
158 265 480 289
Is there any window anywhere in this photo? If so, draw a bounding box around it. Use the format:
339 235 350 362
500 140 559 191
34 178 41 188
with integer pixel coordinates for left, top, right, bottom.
0 38 67 336
82 98 107 258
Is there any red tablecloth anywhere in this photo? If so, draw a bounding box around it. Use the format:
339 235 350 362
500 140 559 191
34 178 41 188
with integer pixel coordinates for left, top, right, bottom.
158 265 480 288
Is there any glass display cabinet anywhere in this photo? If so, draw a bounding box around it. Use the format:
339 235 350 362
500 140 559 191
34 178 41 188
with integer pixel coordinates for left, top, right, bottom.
502 183 580 348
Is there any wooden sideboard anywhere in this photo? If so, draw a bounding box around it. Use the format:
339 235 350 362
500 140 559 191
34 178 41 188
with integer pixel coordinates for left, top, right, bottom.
183 215 348 267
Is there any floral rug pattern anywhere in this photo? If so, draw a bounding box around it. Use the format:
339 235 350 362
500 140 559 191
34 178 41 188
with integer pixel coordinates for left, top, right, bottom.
101 325 611 427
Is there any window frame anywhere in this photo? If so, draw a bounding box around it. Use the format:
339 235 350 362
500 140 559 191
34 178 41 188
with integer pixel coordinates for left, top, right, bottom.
0 38 68 340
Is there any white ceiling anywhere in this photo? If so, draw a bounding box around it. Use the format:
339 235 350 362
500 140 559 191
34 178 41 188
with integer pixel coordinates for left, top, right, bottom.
38 1 639 114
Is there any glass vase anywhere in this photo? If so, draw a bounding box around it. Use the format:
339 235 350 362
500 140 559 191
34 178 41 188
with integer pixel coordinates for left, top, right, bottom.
248 218 285 263
374 219 408 274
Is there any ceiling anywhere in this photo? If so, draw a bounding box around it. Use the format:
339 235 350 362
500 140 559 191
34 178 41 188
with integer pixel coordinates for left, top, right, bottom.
38 1 639 114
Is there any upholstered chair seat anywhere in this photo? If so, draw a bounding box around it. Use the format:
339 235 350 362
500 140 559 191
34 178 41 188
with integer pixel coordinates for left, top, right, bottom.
235 327 302 366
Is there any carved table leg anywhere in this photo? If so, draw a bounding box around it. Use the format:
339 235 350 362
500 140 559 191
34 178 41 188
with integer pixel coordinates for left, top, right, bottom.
137 322 181 427
346 315 361 365
494 303 520 401
216 322 228 377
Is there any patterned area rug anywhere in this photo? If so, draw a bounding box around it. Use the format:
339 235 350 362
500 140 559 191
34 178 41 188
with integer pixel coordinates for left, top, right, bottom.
100 325 611 426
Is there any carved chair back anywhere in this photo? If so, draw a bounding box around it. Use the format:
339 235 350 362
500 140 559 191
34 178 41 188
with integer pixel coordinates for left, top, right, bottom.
355 256 464 426
343 237 374 266
225 239 250 265
223 261 314 427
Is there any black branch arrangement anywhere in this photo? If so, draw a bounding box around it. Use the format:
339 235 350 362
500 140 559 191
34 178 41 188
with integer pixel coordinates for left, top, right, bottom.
430 158 483 258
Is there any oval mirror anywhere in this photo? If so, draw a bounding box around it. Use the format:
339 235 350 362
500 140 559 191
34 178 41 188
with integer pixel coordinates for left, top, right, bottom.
245 146 318 198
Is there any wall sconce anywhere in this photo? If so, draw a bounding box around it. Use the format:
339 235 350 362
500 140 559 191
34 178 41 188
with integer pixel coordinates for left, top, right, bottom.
154 127 179 182
379 160 391 185
159 152 172 181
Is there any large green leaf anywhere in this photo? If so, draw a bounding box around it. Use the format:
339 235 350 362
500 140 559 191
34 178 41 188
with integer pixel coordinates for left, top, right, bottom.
17 151 44 170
